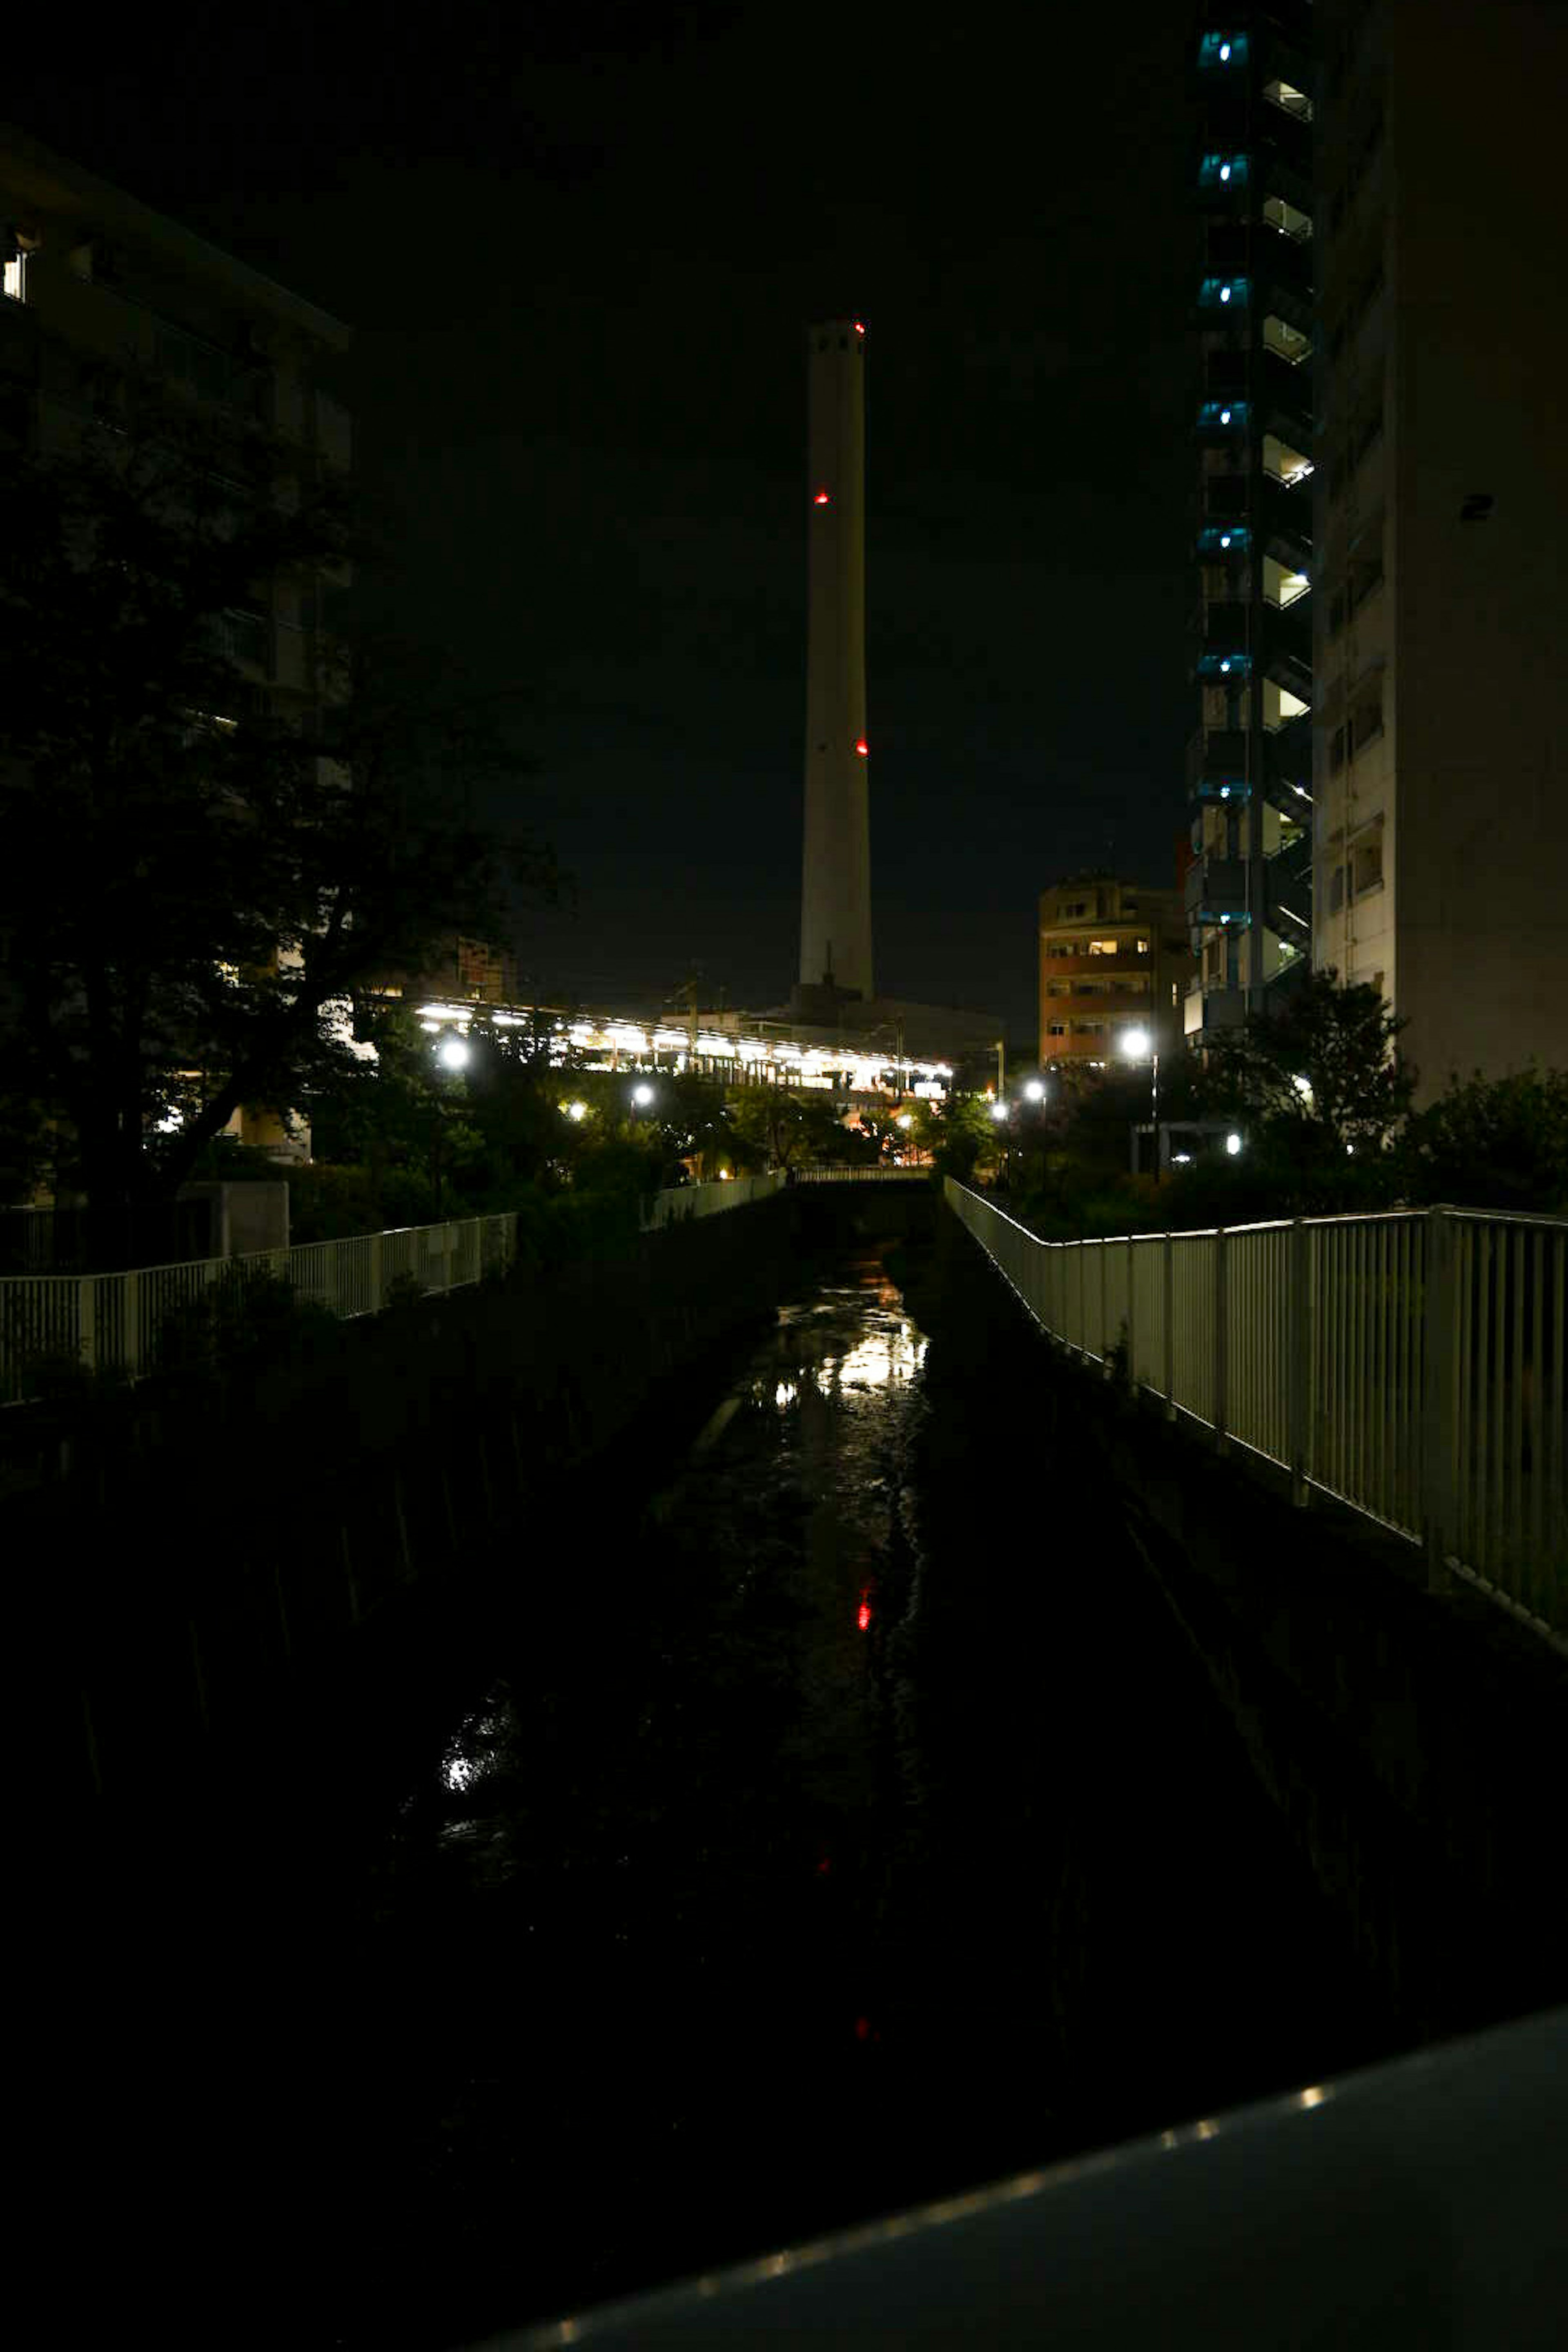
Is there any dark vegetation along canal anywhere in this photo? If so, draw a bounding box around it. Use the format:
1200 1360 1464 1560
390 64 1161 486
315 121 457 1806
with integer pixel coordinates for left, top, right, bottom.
66 1215 1397 2348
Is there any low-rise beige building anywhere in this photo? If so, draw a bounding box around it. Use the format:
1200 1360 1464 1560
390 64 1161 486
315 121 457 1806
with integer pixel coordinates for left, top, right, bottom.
1039 876 1192 1072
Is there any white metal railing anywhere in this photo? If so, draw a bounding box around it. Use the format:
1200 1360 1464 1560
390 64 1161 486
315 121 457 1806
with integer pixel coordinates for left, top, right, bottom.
790 1164 930 1184
945 1180 1568 1650
1 1174 791 1399
0 1210 518 1403
641 1172 785 1228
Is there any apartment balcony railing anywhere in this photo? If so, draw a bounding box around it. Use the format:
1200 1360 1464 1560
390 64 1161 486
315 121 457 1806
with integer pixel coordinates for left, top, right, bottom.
1187 726 1250 800
946 1183 1568 1650
1185 853 1249 922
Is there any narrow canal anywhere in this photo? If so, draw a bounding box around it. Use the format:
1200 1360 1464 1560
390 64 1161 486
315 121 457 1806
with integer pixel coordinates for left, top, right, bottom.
68 1228 1394 2347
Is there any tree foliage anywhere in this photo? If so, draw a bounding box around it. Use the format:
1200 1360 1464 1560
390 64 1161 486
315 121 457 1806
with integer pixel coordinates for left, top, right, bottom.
1401 1066 1568 1214
909 1091 1001 1182
1197 968 1414 1163
0 383 554 1216
728 1085 860 1171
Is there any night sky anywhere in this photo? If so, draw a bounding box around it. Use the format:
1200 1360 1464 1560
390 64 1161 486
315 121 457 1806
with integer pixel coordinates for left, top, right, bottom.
13 3 1195 1042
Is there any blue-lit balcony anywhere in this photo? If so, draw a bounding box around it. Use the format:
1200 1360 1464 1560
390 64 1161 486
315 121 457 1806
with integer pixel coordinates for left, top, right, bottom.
1186 727 1251 802
1197 152 1250 197
1185 854 1250 924
1197 275 1250 317
1196 31 1250 73
1196 398 1251 445
1197 650 1251 683
1196 523 1250 559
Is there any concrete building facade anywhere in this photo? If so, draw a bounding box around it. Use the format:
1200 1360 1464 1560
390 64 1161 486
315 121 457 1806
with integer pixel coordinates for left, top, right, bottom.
1311 0 1568 1097
797 316 873 1012
1039 877 1192 1073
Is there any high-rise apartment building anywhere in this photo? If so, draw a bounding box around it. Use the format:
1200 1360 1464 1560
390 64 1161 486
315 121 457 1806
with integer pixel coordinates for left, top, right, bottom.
1186 7 1316 1040
1312 0 1567 1096
2 124 352 1160
1039 876 1192 1073
2 121 351 733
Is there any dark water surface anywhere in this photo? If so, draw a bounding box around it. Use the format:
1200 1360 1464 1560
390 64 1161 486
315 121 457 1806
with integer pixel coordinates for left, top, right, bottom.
63 1236 1393 2346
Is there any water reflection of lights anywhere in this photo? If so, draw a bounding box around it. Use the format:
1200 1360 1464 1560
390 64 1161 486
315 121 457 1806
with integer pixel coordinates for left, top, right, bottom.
835 1321 929 1391
439 1706 504 1795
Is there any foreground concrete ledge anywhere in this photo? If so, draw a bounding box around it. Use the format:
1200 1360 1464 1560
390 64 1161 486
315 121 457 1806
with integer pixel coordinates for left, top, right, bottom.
476 2004 1568 2351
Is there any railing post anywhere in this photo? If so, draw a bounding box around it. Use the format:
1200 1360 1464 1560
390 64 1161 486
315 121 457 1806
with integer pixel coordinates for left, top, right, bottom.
1422 1205 1459 1585
1287 1218 1310 1507
1125 1236 1136 1393
1163 1233 1176 1421
369 1230 383 1314
124 1268 142 1380
77 1275 96 1373
1214 1226 1229 1454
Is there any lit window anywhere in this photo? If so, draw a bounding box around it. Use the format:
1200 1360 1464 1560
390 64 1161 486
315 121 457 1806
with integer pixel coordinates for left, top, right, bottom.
1136 938 1150 954
1263 314 1312 367
1264 76 1313 123
2 253 24 302
1087 940 1120 957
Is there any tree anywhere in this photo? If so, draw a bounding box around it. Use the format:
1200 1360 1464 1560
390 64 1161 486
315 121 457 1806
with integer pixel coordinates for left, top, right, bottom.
1197 969 1415 1167
0 383 554 1225
910 1091 1001 1183
728 1085 855 1171
1401 1065 1568 1215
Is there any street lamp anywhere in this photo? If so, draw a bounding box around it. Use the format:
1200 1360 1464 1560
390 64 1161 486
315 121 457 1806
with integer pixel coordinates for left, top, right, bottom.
1120 1025 1159 1177
632 1082 655 1109
436 1033 470 1071
1024 1078 1046 1103
988 1100 1009 1123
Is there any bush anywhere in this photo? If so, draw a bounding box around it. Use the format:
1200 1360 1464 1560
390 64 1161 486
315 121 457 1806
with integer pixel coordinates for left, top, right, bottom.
1401 1067 1568 1215
151 1264 341 1379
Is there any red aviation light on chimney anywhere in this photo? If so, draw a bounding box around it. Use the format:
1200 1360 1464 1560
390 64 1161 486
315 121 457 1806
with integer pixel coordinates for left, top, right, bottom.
857 1600 871 1630
813 489 831 505
854 321 866 335
855 737 869 757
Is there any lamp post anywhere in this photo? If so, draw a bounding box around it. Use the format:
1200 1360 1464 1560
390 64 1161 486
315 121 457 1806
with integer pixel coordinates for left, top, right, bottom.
1120 1025 1159 1179
430 1029 472 1215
